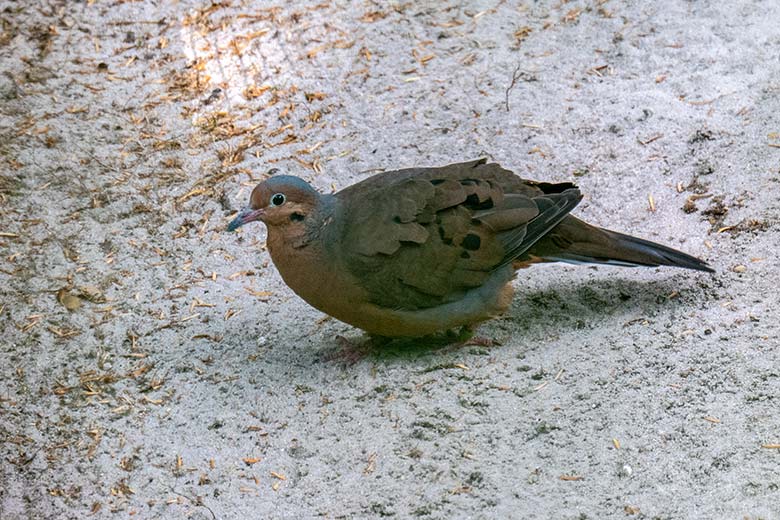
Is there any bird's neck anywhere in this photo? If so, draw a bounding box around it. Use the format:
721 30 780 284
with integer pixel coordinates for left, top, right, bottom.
266 196 361 313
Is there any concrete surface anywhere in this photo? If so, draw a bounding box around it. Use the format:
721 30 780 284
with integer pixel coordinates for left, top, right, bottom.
1 0 779 518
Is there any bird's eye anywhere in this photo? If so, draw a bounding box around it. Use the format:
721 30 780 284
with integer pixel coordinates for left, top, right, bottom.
270 193 286 206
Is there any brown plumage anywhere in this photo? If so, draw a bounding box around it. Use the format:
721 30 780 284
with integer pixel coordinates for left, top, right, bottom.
228 159 713 337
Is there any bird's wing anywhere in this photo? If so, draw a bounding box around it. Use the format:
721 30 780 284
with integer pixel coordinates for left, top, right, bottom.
338 159 582 310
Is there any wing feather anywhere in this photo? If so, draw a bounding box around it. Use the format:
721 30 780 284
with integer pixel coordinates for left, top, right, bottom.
338 160 581 310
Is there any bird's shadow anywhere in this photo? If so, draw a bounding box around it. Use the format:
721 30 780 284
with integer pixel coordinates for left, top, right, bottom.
329 273 711 363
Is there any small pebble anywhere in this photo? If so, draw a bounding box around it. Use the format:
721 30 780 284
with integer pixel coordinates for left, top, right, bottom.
0 73 18 100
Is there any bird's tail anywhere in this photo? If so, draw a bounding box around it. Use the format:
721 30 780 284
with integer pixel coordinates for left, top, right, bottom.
526 216 714 272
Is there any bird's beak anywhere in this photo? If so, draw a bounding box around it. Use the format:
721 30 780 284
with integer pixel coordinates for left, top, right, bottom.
227 206 264 231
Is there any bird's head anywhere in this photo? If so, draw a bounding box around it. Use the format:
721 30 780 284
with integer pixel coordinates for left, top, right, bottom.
227 175 320 231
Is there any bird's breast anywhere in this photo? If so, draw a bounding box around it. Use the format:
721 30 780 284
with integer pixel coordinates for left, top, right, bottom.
266 228 366 319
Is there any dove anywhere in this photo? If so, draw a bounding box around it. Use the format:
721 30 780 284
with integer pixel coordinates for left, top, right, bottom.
228 159 712 337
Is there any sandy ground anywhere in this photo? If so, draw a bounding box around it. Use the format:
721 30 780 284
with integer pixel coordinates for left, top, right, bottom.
2 0 779 518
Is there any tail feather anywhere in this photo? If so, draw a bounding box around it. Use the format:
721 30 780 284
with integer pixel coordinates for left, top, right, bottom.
526 216 715 273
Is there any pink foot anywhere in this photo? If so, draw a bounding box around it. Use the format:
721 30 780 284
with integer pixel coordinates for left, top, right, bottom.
323 335 372 365
463 336 497 347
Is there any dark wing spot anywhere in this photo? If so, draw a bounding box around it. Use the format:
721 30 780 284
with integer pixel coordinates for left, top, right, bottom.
430 179 445 185
462 233 481 250
460 251 470 259
393 216 403 223
437 225 453 245
464 193 494 210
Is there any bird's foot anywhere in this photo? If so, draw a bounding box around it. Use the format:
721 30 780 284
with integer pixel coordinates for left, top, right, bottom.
463 336 497 347
326 334 399 364
325 328 498 363
443 326 499 350
324 335 372 365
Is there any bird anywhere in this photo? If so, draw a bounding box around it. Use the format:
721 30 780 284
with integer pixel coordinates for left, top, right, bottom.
228 158 713 338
